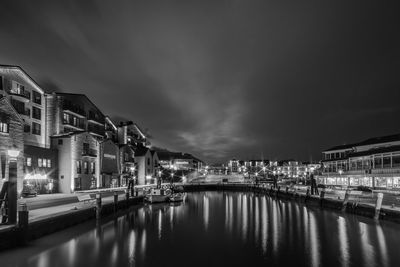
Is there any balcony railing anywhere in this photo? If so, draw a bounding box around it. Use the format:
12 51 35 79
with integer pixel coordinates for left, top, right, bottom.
63 119 85 130
82 148 97 157
63 103 86 118
9 89 31 102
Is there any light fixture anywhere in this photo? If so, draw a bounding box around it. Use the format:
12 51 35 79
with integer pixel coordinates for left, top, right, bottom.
7 146 20 159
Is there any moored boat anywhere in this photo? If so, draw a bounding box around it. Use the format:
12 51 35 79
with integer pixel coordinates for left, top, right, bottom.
145 188 171 203
169 192 186 202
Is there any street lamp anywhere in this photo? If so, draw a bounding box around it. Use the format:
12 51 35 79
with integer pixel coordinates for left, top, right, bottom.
7 146 20 224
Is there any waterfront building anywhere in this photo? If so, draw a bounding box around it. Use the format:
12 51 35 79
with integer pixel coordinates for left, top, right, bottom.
99 139 120 188
46 93 105 192
228 159 240 173
317 133 400 189
134 146 152 185
157 151 203 171
51 132 100 193
0 65 58 194
0 96 24 195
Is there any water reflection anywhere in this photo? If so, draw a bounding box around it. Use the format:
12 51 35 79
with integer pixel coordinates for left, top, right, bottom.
1 191 400 267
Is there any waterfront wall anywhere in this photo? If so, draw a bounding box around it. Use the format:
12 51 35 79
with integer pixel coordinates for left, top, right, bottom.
182 183 400 224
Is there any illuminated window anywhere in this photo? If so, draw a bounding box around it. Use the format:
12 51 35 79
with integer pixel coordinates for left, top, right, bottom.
26 157 32 167
0 122 8 133
76 161 82 174
42 158 47 167
84 161 88 174
90 162 95 174
38 158 43 167
47 159 51 168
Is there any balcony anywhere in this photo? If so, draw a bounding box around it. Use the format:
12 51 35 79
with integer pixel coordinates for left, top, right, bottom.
63 103 86 118
87 114 104 126
82 148 97 157
88 124 104 138
9 89 31 103
63 119 85 131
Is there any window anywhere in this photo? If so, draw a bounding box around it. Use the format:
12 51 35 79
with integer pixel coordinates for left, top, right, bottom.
42 158 47 167
32 91 41 105
76 161 82 174
32 107 41 120
0 122 8 133
32 122 41 135
84 161 88 174
24 124 30 133
374 157 382 168
63 113 69 123
90 162 95 174
383 156 391 168
0 76 3 90
83 143 89 154
393 156 400 167
26 157 32 167
47 159 52 168
58 139 63 145
38 158 43 167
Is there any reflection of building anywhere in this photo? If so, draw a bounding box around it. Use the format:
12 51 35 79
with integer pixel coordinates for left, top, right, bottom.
51 132 100 193
0 96 24 195
317 133 400 189
0 65 57 194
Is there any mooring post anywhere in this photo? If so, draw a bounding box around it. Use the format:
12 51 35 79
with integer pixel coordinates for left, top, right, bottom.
18 202 29 244
96 193 102 220
320 189 325 206
125 189 130 207
374 193 383 220
342 189 350 211
113 191 118 213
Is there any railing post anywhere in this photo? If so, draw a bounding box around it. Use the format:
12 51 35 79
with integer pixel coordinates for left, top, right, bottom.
96 193 102 220
374 193 383 220
18 202 29 244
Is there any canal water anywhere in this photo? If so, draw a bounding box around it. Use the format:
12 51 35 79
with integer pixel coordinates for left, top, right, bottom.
1 191 400 267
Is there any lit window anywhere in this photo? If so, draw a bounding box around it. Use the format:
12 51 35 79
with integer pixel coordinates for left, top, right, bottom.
76 161 82 174
26 157 32 167
47 159 51 168
0 122 8 133
38 158 43 167
84 161 88 174
42 159 47 167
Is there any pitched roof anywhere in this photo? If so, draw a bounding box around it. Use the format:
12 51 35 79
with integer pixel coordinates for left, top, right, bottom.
323 133 400 152
52 92 105 117
0 64 44 94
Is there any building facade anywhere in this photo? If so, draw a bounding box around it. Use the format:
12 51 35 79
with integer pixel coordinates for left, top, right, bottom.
51 132 100 193
317 133 400 189
0 96 24 196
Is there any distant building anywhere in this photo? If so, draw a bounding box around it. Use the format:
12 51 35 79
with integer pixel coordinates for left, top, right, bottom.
134 146 152 185
317 133 400 189
157 151 203 171
228 159 240 173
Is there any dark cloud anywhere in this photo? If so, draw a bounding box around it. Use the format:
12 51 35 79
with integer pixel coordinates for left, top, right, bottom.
1 0 399 163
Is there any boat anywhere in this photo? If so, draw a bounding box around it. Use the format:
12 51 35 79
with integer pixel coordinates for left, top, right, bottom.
169 192 186 203
144 188 171 203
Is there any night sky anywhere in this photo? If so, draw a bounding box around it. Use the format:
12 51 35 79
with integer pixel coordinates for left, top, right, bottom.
1 0 399 163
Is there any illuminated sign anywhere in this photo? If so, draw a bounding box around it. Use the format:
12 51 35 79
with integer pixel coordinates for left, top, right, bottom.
104 154 116 159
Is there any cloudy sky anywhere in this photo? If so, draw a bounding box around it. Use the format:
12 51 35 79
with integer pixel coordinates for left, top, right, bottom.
1 0 399 163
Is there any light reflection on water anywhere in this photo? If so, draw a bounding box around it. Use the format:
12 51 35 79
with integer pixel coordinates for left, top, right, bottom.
1 191 400 267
